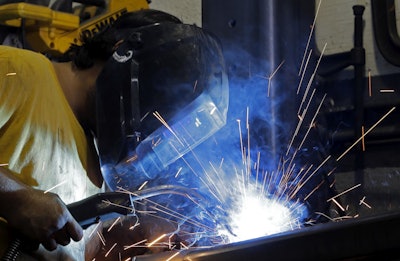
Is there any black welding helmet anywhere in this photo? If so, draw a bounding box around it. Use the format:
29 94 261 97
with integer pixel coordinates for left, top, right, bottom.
95 20 229 191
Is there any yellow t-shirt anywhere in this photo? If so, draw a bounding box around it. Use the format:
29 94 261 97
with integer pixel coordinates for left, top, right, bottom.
0 46 102 259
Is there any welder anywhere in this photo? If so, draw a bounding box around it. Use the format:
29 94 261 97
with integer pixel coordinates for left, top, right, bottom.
0 8 228 260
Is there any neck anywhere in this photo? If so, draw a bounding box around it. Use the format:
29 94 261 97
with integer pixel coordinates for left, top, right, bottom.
52 62 103 131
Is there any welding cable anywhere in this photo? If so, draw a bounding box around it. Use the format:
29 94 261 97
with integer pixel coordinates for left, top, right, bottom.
126 185 206 203
1 238 21 261
121 185 223 224
127 185 235 237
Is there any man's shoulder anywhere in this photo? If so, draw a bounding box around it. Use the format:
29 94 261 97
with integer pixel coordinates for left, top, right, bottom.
0 46 55 89
0 45 50 66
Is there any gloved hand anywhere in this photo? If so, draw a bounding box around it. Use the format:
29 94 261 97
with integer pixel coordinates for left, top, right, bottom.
3 187 83 251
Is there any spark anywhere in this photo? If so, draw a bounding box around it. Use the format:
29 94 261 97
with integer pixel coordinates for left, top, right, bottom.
147 234 167 247
0 163 8 166
97 231 106 246
174 167 184 178
101 199 135 212
140 111 151 122
6 72 16 76
336 107 396 161
172 145 226 204
209 161 229 191
379 89 395 93
88 222 102 239
43 180 67 193
286 88 317 155
107 217 121 232
129 222 140 230
193 80 198 92
256 60 285 97
104 243 117 257
138 181 148 191
180 242 189 249
153 111 184 147
246 107 251 177
314 212 335 222
297 49 313 94
299 0 323 76
331 198 345 212
290 155 331 199
304 180 324 201
267 60 285 97
256 151 261 188
368 69 372 97
359 196 372 209
299 94 326 149
166 251 181 261
124 239 147 250
327 167 337 177
237 119 245 163
297 42 327 116
361 126 366 151
168 235 174 250
219 158 224 169
327 183 362 202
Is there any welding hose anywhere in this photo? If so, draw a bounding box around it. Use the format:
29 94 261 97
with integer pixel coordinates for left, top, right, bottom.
129 184 205 203
130 184 227 223
124 184 225 232
131 185 233 239
1 238 21 261
1 185 216 261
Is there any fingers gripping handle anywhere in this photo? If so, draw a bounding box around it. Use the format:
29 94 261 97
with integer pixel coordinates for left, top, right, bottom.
1 192 133 261
68 192 134 229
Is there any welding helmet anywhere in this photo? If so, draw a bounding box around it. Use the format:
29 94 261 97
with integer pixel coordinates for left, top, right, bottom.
95 19 229 191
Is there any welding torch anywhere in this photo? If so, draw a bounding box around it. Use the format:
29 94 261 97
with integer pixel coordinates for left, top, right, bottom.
2 185 219 261
1 191 133 261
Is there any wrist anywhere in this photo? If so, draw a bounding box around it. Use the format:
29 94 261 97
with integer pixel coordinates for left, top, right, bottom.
0 167 32 220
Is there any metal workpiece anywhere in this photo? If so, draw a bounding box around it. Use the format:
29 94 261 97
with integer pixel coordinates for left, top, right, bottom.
133 211 400 261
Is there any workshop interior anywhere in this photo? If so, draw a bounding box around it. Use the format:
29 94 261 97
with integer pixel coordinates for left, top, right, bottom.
1 0 400 260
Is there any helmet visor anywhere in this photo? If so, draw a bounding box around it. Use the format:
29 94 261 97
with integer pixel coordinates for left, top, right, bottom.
95 23 229 191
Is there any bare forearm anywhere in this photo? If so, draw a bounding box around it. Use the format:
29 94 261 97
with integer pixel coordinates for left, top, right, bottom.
0 166 31 219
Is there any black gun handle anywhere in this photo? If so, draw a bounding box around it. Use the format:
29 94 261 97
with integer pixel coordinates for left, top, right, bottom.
68 192 133 229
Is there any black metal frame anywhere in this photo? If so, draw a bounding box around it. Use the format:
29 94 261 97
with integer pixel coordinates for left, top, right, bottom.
179 211 400 261
371 0 400 67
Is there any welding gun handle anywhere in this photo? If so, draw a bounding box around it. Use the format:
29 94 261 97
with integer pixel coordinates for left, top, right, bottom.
1 192 132 261
67 192 132 229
